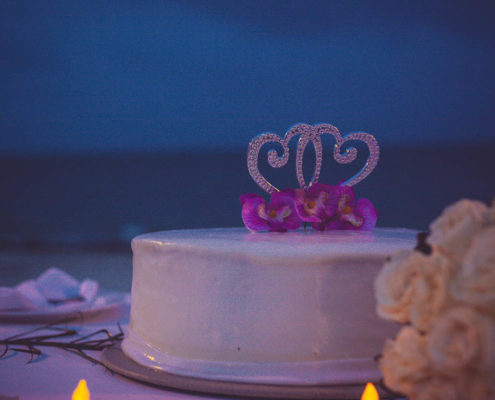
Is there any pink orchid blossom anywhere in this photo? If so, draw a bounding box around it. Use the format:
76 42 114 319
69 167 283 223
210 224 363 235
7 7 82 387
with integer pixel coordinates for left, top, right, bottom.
240 191 301 232
321 185 377 231
293 183 339 223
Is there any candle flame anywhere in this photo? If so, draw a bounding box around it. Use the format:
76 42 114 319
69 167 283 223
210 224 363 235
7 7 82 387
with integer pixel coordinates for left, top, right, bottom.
72 379 90 400
361 382 379 400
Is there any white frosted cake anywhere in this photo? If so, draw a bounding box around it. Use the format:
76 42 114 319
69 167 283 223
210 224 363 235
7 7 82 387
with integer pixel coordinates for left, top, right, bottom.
122 227 416 385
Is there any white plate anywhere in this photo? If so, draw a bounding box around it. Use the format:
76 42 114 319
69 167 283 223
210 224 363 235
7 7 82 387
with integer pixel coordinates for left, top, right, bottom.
0 292 129 323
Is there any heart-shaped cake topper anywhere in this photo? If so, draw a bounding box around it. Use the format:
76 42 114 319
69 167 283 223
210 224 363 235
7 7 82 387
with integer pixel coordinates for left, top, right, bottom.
247 123 379 194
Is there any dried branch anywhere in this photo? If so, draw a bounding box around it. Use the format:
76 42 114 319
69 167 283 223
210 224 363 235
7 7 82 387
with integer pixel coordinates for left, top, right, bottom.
0 318 124 365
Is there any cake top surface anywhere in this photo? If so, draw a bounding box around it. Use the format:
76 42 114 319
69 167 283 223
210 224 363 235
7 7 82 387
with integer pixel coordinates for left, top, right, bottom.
133 227 416 260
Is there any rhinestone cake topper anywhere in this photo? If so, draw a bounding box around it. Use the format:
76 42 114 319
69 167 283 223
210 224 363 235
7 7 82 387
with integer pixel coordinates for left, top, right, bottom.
247 123 379 194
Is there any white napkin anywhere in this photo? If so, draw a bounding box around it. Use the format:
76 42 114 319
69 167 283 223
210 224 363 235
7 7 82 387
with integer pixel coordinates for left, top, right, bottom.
0 267 99 312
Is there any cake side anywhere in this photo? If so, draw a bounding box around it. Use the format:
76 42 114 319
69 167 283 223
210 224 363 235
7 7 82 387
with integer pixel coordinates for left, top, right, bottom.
123 227 416 378
131 227 416 262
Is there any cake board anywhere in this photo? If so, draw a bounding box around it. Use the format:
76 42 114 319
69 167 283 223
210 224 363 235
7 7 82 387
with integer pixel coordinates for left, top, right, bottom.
101 345 400 399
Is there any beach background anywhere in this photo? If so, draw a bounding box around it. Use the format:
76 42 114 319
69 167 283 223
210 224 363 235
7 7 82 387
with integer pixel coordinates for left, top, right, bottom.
1 1 494 260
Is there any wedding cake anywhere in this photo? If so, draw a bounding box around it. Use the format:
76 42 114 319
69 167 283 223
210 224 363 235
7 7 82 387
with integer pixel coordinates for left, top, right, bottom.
122 123 414 387
123 227 416 385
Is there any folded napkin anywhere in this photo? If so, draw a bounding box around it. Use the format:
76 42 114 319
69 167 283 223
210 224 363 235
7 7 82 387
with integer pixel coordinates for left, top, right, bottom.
0 267 99 312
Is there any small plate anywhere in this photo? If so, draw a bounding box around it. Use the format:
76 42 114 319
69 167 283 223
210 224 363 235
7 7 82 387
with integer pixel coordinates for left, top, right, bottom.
0 292 129 323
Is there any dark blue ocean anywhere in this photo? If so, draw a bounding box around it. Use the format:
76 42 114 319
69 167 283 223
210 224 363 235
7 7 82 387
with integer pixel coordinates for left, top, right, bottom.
1 145 493 249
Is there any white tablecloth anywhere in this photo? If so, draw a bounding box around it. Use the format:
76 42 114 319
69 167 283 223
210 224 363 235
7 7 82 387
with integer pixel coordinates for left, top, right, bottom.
0 300 228 400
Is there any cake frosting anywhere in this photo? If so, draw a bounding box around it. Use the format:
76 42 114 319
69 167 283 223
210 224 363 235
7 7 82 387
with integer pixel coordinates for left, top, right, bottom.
123 227 416 385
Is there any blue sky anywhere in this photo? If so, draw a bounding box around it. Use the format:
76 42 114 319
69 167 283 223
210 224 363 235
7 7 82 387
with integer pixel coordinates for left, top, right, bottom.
1 0 494 154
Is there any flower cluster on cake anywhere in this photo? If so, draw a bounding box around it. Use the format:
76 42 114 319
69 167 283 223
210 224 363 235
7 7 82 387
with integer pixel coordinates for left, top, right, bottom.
375 199 495 400
241 184 377 232
240 123 379 232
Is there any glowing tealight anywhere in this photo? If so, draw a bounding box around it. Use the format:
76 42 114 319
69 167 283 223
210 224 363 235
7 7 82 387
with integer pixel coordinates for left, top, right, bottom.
72 379 90 400
361 382 379 400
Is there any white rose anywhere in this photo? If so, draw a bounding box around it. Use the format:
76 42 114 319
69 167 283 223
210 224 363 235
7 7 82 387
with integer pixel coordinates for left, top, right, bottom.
452 226 495 316
410 372 494 400
375 250 454 330
379 326 430 395
428 199 488 264
427 307 495 375
409 252 454 331
375 250 418 324
409 377 461 400
464 372 495 400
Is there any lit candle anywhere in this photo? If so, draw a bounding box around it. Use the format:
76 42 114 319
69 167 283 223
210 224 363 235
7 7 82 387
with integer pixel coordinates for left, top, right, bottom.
361 382 379 400
72 379 90 400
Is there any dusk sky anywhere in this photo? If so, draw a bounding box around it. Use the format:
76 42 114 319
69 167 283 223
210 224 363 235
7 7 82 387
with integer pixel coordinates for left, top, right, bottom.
1 1 494 154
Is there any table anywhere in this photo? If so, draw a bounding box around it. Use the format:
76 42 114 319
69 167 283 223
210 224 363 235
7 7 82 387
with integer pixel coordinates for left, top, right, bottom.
0 302 232 400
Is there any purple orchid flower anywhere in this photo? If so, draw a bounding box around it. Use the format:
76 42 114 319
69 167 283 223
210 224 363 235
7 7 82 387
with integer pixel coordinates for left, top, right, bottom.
240 191 302 232
293 183 339 223
322 185 377 231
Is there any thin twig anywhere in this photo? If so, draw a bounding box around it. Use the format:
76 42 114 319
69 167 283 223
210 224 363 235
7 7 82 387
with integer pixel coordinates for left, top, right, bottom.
0 318 124 365
70 328 114 344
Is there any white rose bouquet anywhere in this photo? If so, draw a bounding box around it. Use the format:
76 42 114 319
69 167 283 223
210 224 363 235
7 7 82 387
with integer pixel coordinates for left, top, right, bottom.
375 198 495 400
